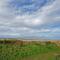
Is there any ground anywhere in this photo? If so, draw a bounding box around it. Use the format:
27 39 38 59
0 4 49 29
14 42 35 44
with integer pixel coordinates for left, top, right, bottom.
0 39 60 60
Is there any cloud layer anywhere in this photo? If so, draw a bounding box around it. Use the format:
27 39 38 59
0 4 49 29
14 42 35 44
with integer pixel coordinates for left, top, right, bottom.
0 0 60 39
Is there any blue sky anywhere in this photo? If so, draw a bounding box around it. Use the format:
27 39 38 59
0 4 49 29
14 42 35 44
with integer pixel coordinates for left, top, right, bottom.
0 0 60 39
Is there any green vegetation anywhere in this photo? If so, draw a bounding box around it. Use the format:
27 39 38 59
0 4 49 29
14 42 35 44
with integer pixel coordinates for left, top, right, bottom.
0 39 60 60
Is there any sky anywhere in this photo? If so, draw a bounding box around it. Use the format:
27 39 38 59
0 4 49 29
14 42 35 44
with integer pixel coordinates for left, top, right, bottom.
0 0 60 39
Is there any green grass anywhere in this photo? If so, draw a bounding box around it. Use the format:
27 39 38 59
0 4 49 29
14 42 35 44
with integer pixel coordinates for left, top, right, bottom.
0 40 60 60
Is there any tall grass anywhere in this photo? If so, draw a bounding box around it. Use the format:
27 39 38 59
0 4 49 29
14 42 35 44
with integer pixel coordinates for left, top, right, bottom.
0 39 60 60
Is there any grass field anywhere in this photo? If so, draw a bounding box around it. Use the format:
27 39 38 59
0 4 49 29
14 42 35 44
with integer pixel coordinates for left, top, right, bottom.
0 39 60 60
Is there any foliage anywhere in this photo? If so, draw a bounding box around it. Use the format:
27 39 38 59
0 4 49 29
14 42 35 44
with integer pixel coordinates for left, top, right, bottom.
0 39 60 60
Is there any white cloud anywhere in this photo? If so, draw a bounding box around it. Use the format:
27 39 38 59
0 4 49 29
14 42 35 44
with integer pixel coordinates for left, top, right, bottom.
0 0 60 39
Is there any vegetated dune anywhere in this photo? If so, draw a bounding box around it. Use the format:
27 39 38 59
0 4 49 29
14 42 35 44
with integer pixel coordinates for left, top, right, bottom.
0 39 60 46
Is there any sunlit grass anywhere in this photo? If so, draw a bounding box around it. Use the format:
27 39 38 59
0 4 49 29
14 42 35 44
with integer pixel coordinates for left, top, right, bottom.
0 39 60 60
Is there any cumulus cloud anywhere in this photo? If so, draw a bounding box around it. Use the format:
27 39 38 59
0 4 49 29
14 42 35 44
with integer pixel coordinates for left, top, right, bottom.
0 0 60 39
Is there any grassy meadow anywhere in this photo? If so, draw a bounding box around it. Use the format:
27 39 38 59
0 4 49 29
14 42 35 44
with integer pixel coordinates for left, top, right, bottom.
0 39 60 60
